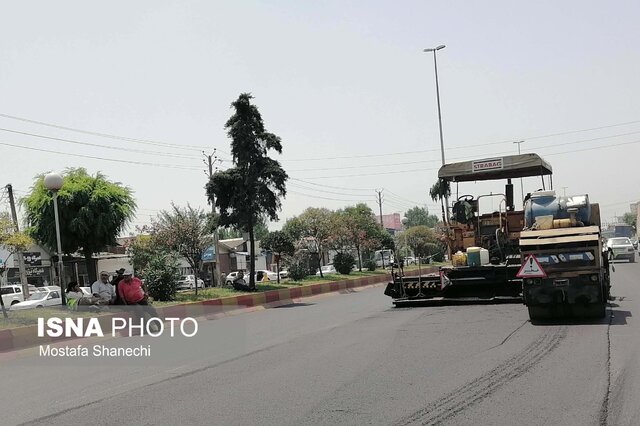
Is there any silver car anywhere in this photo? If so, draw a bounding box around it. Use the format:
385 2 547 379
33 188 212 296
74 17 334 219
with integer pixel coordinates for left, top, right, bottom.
606 237 636 263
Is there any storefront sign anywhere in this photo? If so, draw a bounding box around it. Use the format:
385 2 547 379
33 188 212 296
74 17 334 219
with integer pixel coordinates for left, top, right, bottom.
24 252 43 266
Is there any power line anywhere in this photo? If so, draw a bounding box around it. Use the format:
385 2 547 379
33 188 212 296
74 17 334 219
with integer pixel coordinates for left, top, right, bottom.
291 166 440 180
288 182 372 198
290 130 640 173
385 189 424 206
287 189 375 203
291 138 640 179
0 112 230 154
544 138 640 157
289 178 375 192
525 120 640 141
281 118 640 162
0 127 204 160
0 141 202 170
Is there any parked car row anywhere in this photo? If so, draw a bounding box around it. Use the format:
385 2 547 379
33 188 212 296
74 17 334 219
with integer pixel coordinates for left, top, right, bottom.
224 270 279 286
1 285 64 311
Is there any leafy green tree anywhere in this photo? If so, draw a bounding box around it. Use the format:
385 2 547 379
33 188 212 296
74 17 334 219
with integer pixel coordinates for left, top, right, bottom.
22 168 136 283
297 208 333 276
403 206 439 228
0 212 33 317
0 212 33 256
622 212 637 228
150 204 213 295
207 93 287 288
397 226 439 260
378 230 395 251
127 234 155 274
340 203 383 271
260 230 294 283
281 216 306 241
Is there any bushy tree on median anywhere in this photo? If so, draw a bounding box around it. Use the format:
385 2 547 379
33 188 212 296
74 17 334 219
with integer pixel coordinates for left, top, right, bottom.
260 230 295 283
22 168 136 283
207 93 288 289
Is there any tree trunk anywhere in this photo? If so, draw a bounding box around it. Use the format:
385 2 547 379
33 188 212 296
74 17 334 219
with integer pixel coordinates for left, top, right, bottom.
357 245 362 272
0 273 7 318
248 226 256 289
318 240 323 278
84 251 96 286
194 260 199 296
276 254 280 284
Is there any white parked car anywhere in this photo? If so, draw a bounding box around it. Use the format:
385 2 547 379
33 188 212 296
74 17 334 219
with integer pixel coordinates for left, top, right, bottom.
278 269 289 279
1 285 25 306
316 265 338 276
225 271 240 286
606 237 636 263
177 275 205 290
10 289 62 310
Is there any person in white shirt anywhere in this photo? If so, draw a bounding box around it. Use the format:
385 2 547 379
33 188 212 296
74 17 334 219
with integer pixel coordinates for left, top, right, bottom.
91 271 115 304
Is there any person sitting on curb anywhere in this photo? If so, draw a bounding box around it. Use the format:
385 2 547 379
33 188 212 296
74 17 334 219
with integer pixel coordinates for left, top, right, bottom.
111 268 127 305
117 270 160 332
231 271 256 292
66 281 104 311
91 271 116 304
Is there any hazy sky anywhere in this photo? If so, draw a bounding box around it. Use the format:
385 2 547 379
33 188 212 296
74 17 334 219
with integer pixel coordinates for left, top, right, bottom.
1 0 639 233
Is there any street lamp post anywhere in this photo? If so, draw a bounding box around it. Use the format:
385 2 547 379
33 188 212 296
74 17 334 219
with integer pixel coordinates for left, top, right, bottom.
44 173 65 305
423 44 450 223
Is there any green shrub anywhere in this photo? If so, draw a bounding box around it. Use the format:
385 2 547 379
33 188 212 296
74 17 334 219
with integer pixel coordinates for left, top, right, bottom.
287 256 311 281
333 252 355 274
143 252 180 301
364 259 376 271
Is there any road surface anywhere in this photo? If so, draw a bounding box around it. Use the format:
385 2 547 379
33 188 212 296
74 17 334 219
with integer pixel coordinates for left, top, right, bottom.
2 261 638 425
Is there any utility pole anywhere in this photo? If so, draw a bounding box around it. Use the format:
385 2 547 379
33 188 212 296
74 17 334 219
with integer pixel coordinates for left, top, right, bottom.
204 150 223 287
513 140 526 204
5 184 29 297
375 189 384 226
375 189 386 269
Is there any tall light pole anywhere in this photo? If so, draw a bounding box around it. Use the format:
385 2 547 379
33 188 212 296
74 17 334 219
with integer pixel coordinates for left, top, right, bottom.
513 140 525 204
44 173 65 305
423 44 450 223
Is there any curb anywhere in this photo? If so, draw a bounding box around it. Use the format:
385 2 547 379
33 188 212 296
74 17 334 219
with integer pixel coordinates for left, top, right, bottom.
0 267 439 353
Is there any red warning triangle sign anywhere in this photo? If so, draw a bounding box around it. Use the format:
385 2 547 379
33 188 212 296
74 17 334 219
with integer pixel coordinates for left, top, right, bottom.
516 254 547 278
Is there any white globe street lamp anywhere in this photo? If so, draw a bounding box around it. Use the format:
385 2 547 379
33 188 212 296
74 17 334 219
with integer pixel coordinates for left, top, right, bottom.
423 44 450 223
44 173 65 305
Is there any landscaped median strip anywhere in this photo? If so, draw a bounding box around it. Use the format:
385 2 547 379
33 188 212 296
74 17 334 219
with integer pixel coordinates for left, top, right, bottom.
0 267 439 353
